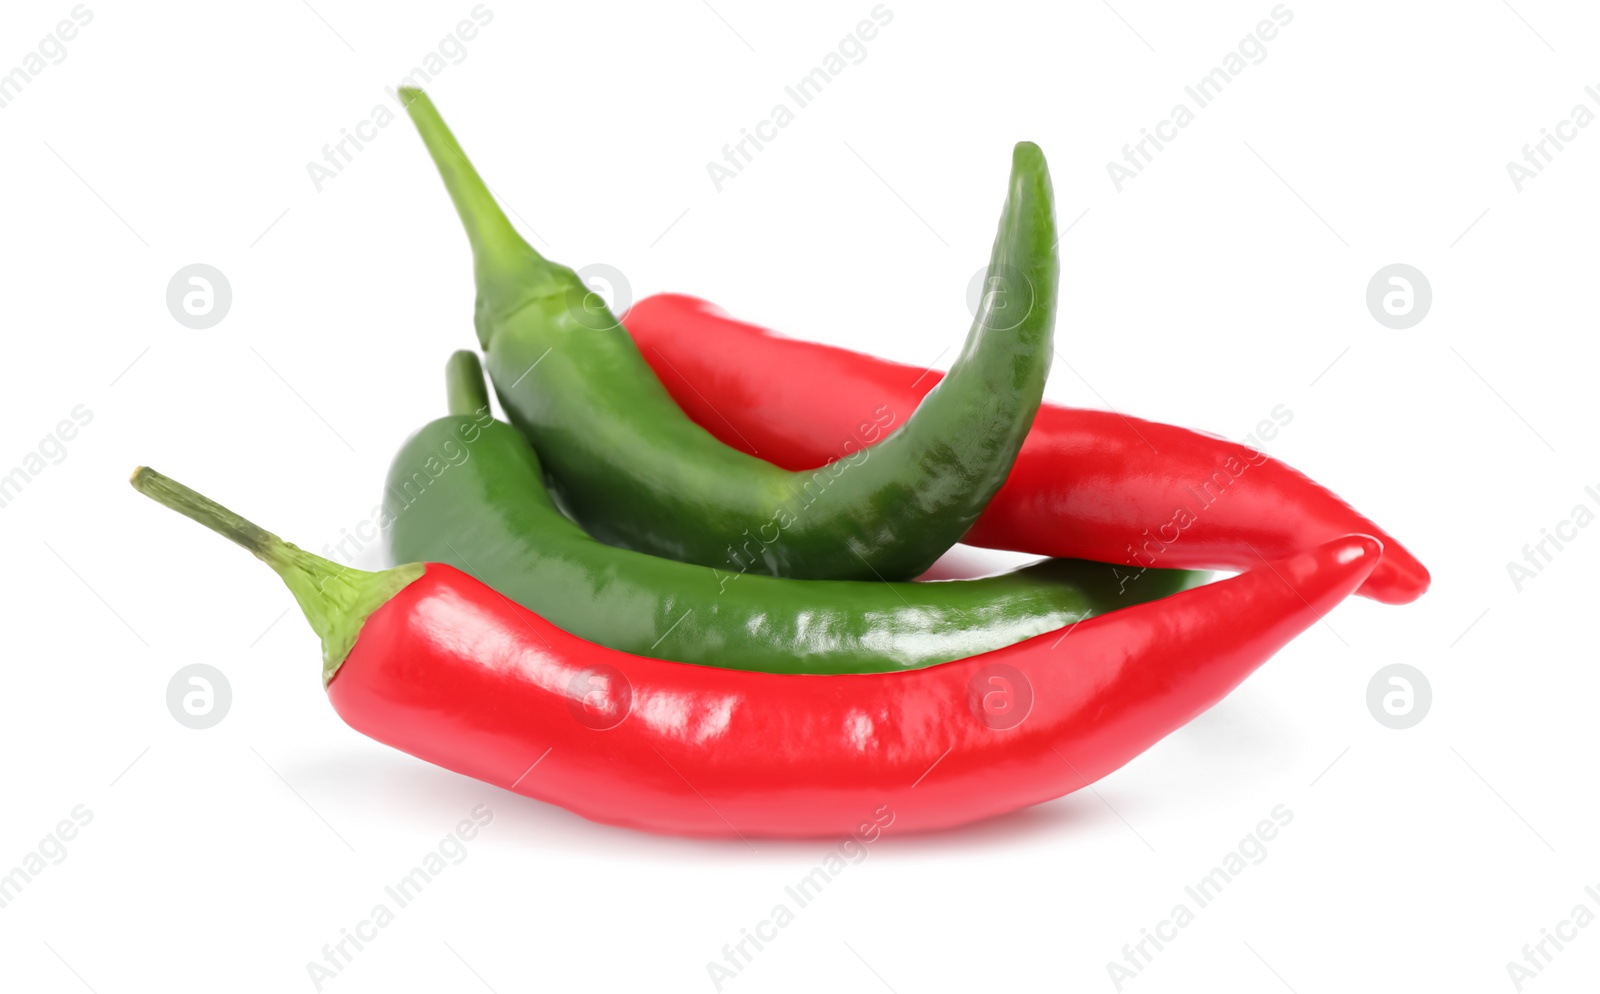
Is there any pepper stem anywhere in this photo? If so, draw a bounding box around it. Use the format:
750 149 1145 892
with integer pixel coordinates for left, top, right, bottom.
129 467 424 686
446 350 492 416
400 87 576 344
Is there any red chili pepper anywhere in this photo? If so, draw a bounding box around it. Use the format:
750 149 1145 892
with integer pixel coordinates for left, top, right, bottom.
132 468 1380 838
622 294 1428 605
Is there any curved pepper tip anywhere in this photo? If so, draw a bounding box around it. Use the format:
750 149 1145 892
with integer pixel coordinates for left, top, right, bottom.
1004 142 1054 256
1012 139 1043 157
1010 141 1047 174
1272 534 1382 609
1361 546 1432 604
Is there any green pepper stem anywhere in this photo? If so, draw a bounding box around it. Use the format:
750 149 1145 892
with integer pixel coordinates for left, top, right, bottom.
446 350 492 417
399 87 571 342
129 467 423 686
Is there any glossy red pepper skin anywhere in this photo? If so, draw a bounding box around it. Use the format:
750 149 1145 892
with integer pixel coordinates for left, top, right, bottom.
327 535 1380 838
621 294 1429 605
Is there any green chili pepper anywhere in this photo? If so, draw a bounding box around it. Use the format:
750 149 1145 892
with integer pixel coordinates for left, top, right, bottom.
399 88 1058 582
381 352 1206 675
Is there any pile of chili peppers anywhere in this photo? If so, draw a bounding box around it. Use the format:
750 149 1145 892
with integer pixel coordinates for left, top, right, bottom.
133 89 1426 839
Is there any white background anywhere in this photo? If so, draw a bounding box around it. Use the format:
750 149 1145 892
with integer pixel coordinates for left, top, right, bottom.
1 1 1596 991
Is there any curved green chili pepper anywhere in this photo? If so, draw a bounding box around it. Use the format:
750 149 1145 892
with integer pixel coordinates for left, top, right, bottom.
399 88 1058 582
381 352 1205 675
